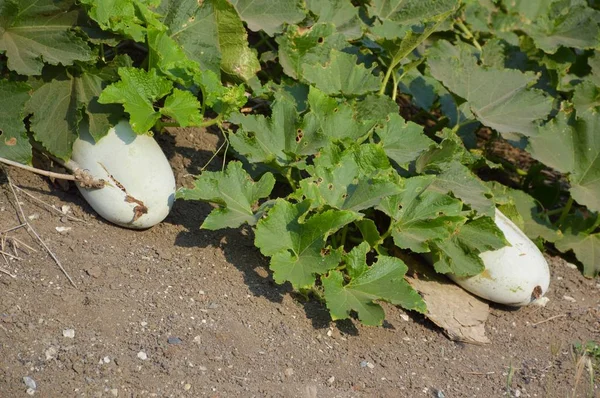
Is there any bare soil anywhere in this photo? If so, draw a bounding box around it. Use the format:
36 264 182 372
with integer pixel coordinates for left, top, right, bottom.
0 127 599 398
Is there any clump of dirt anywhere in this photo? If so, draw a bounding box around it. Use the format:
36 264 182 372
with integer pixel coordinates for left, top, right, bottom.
0 127 598 397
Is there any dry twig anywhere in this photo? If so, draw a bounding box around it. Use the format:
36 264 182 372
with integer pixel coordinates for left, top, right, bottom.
3 170 77 288
12 185 88 223
531 314 566 326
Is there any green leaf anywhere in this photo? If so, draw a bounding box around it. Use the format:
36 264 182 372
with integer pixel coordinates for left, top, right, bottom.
376 113 435 169
299 144 402 211
588 51 600 88
305 0 362 40
159 0 260 81
378 176 464 253
528 111 600 213
276 24 350 80
255 200 360 289
573 81 600 116
522 4 600 54
322 255 426 326
159 0 221 76
230 0 305 36
426 162 495 216
556 232 600 278
368 0 459 25
176 161 275 229
25 76 78 160
99 67 173 133
147 28 199 86
0 80 32 164
229 92 324 166
0 0 93 75
344 242 370 279
75 67 125 142
428 41 553 137
555 211 600 278
304 87 372 142
431 216 507 276
25 69 123 159
80 0 163 42
302 50 382 96
160 89 202 127
356 219 382 248
489 182 559 243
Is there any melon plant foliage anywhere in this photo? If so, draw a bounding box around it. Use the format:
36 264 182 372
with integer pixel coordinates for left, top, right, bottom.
1 0 599 325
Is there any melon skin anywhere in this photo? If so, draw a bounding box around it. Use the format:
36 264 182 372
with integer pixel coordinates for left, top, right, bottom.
72 120 176 229
447 209 551 306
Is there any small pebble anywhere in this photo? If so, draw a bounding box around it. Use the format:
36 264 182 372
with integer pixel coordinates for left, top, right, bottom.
103 356 111 364
565 262 578 269
55 226 72 233
193 335 201 344
63 328 75 338
208 303 219 309
198 366 207 371
184 384 191 391
23 376 36 390
284 368 294 377
435 390 446 398
359 360 374 369
514 389 521 397
168 337 182 345
110 389 118 397
45 346 57 361
137 351 148 361
26 388 35 396
563 295 576 303
400 314 409 321
140 321 148 327
326 329 332 337
531 297 550 307
327 376 335 384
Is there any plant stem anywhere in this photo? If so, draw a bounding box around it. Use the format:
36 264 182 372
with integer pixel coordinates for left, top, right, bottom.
200 117 221 128
0 157 77 181
284 167 297 192
391 70 399 102
584 214 600 234
556 196 574 227
379 62 396 96
339 225 348 249
455 19 482 52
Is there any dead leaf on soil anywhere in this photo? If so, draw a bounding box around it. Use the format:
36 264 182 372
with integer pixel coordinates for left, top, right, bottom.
397 251 491 345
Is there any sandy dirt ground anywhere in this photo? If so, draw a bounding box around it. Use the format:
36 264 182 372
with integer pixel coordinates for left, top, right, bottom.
0 127 598 398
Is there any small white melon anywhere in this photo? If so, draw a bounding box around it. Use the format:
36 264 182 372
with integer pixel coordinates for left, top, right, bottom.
447 209 550 306
71 120 176 229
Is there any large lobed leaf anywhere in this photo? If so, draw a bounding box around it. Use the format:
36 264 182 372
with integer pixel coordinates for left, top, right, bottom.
0 80 32 164
323 252 426 326
528 111 600 213
230 0 305 36
428 41 553 137
25 67 123 160
177 161 275 230
255 200 360 289
298 144 403 212
159 0 260 81
0 0 93 76
302 50 382 96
